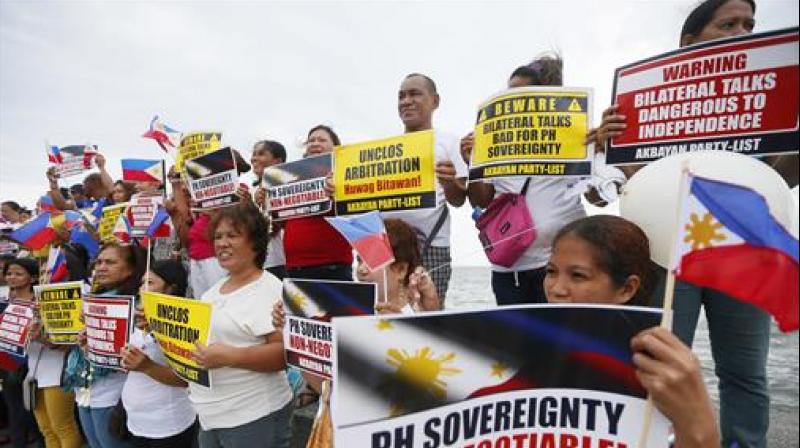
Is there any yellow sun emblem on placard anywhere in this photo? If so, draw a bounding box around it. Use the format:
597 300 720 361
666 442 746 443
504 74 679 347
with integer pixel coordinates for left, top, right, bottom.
490 361 508 378
684 212 727 250
385 347 461 415
376 319 393 331
286 291 307 310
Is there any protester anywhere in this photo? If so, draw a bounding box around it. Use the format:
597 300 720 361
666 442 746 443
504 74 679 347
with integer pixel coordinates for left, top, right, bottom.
0 258 43 447
120 260 197 448
545 215 719 448
590 1 774 445
111 181 135 204
381 74 468 302
68 242 145 448
461 56 587 306
190 203 292 448
283 126 353 281
250 140 288 280
0 201 23 225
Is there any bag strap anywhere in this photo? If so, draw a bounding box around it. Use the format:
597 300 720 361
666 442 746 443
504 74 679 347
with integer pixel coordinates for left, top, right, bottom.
520 177 532 195
421 206 449 256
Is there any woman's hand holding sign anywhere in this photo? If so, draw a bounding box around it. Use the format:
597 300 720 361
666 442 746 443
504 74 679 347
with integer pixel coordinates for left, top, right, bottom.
631 327 719 448
192 342 236 370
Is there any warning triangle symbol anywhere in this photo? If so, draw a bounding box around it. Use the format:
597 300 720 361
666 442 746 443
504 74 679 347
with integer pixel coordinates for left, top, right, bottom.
568 98 582 112
478 110 487 123
71 289 79 298
210 134 219 142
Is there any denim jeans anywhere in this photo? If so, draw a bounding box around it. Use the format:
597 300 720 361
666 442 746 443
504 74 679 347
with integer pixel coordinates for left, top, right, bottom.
491 267 547 306
653 269 770 448
78 405 134 448
198 402 292 448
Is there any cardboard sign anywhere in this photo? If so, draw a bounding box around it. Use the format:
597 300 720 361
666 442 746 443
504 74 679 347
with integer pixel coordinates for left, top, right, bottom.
128 192 164 237
185 147 240 210
176 132 222 171
49 145 98 178
98 203 128 241
83 295 134 370
608 27 799 165
34 282 84 344
334 130 436 215
0 302 35 357
470 87 593 180
282 279 375 379
332 304 670 447
263 154 332 221
141 292 213 387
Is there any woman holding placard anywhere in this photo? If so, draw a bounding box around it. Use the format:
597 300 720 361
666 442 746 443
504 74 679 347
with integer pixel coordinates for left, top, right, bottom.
590 1 776 445
67 242 145 448
120 259 197 448
545 215 718 448
190 203 292 448
1 259 43 447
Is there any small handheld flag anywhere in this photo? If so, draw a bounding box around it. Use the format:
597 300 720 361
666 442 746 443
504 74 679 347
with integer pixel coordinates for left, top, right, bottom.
674 174 799 332
143 116 181 153
146 206 171 238
46 247 69 283
10 213 58 250
325 211 394 271
121 159 165 184
112 214 132 243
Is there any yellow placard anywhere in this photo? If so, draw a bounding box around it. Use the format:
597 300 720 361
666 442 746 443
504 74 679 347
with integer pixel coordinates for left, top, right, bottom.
141 291 213 387
33 282 84 344
176 132 221 172
471 87 593 180
333 130 436 215
98 203 128 241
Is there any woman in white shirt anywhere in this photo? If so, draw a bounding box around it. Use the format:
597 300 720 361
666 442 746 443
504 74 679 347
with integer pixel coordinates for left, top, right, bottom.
120 259 197 448
190 202 292 448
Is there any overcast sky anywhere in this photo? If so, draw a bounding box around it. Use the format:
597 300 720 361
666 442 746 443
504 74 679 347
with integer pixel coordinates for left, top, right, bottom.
1 0 798 266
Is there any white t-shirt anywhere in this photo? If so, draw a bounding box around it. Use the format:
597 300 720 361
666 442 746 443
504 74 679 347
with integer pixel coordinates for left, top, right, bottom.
264 231 285 269
26 342 68 388
490 177 586 272
122 329 196 438
383 130 468 248
188 272 292 430
78 371 127 408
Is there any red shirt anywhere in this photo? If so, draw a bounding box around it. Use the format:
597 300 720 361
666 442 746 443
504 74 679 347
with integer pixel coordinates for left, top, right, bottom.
187 214 215 261
283 216 353 269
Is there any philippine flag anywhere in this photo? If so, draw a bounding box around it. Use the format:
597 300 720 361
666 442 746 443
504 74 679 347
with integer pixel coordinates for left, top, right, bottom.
113 214 132 243
325 211 394 271
146 205 171 238
10 213 58 250
142 116 181 152
122 159 164 183
674 174 799 332
46 247 69 283
46 145 62 164
37 195 59 213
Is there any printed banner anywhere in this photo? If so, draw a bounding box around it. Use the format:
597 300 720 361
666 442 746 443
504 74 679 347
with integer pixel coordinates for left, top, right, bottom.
83 295 134 370
141 292 213 387
607 27 799 165
176 132 222 171
283 279 375 379
471 87 593 180
128 192 164 237
333 131 436 215
98 203 128 241
34 282 84 344
332 304 670 447
263 154 332 221
185 147 240 210
0 302 35 357
48 144 98 178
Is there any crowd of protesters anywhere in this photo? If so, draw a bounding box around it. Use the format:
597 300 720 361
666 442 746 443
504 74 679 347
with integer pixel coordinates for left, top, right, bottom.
0 1 797 447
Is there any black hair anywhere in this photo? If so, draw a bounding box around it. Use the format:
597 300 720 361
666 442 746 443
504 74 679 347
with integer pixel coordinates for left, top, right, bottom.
509 54 563 87
254 140 287 164
69 184 84 194
554 215 655 307
680 0 756 43
4 258 40 289
307 125 341 146
149 260 188 297
94 242 146 296
404 73 438 95
209 202 270 268
1 201 21 213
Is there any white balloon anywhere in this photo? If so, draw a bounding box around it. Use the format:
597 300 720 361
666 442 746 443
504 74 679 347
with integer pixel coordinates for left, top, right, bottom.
620 151 794 268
